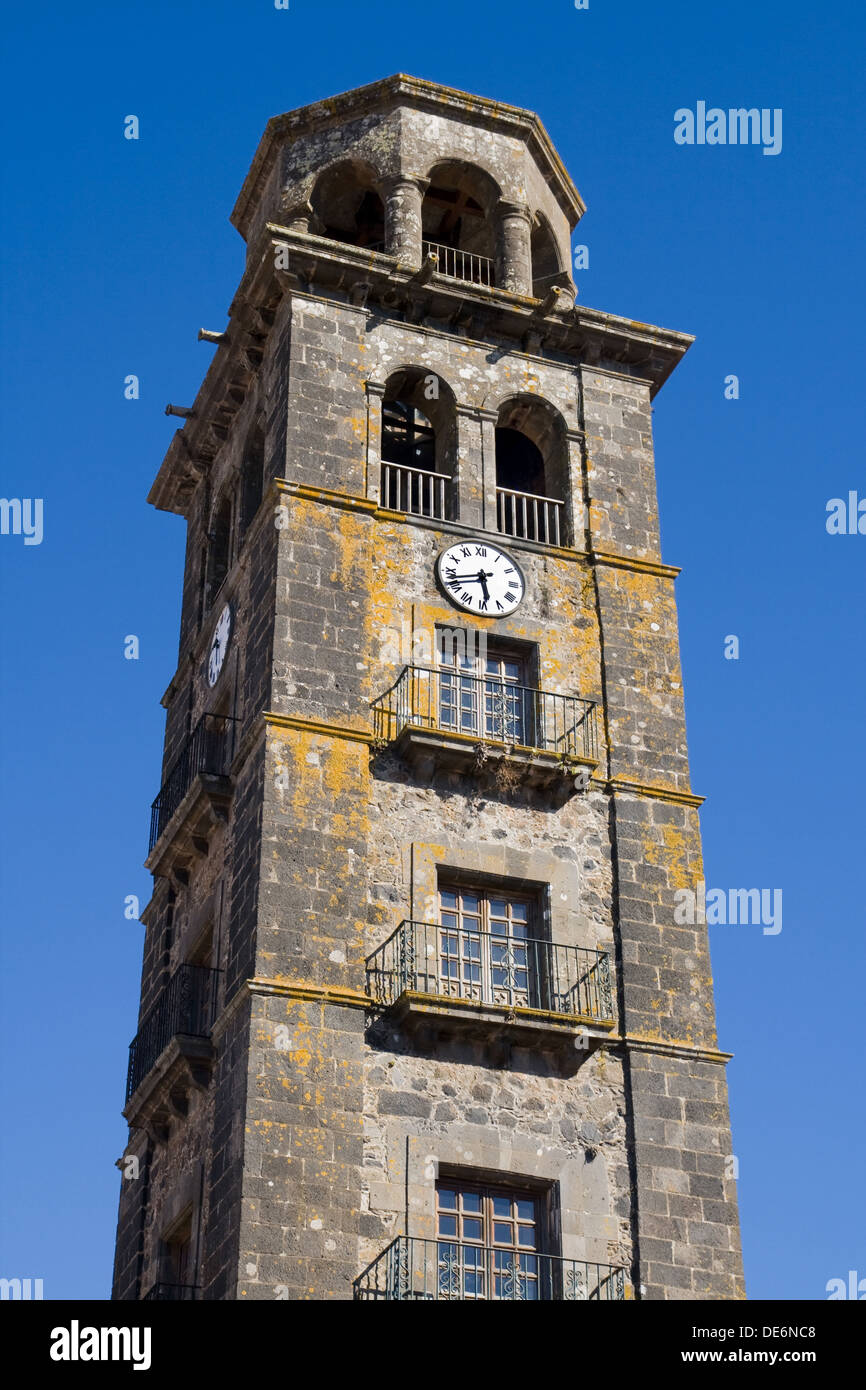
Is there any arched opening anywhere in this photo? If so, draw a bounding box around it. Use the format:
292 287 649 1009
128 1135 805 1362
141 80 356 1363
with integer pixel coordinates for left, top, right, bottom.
421 161 499 287
309 161 385 250
495 397 569 546
206 495 232 605
530 215 563 298
240 423 265 539
380 368 457 520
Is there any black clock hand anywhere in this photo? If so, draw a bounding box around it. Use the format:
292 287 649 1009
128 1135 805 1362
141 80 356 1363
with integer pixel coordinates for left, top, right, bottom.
478 571 490 601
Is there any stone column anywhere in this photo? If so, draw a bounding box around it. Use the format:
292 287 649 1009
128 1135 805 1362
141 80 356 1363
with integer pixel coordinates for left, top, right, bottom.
365 381 386 502
565 428 587 550
454 406 485 529
478 408 500 533
496 202 533 296
281 199 314 234
382 176 426 269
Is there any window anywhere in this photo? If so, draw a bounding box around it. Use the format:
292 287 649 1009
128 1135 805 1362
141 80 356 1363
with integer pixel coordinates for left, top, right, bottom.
495 396 569 546
310 161 385 249
381 400 436 474
239 424 265 538
161 1212 193 1290
530 214 564 299
379 368 456 520
438 883 537 1008
206 496 232 605
436 1181 542 1300
420 161 499 285
438 641 536 746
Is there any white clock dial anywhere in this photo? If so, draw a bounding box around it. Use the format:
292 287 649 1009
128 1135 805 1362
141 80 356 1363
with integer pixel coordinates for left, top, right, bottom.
436 541 526 616
207 603 232 688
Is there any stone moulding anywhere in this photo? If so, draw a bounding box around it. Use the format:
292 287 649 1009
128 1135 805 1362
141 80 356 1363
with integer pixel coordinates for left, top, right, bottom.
145 772 232 879
384 990 615 1050
123 1035 216 1141
208 976 733 1066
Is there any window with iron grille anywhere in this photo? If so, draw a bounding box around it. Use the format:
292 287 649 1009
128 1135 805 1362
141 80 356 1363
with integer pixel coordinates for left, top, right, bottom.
436 1180 543 1300
438 883 539 1009
437 641 537 746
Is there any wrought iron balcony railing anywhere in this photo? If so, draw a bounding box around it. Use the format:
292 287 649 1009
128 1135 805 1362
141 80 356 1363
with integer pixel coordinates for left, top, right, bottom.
380 461 449 520
149 712 238 853
367 920 613 1021
355 1237 626 1301
371 665 598 760
422 240 495 288
126 964 221 1103
142 1282 200 1301
497 485 565 546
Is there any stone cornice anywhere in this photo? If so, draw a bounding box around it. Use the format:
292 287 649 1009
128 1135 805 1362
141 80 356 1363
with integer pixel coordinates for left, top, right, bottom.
265 712 375 746
601 776 704 808
213 979 733 1066
276 479 378 514
249 977 372 1009
592 550 681 579
611 1035 733 1065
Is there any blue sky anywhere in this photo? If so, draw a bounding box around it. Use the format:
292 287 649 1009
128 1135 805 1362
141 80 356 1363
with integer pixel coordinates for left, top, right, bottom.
1 0 863 1300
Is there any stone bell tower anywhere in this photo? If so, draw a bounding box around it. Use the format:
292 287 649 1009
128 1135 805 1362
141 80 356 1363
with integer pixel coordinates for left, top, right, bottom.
112 74 744 1302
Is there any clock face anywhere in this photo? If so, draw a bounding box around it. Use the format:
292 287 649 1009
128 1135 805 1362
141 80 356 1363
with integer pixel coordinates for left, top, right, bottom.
436 541 526 616
207 603 232 688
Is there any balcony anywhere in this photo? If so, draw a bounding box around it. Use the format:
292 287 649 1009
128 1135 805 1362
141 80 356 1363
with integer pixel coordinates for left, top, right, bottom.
125 965 221 1130
147 713 238 871
422 240 495 288
355 1237 626 1301
366 920 613 1047
380 461 449 520
371 665 599 787
142 1283 199 1301
497 485 565 547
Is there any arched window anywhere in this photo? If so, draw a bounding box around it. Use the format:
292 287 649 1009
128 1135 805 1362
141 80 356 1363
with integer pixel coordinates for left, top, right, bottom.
309 161 385 250
240 423 265 539
206 495 232 605
530 215 564 299
421 162 499 287
380 368 457 521
495 397 569 546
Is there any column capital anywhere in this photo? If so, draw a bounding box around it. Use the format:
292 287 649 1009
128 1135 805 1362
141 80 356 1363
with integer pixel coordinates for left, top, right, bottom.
496 200 533 225
279 198 314 230
380 172 429 195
